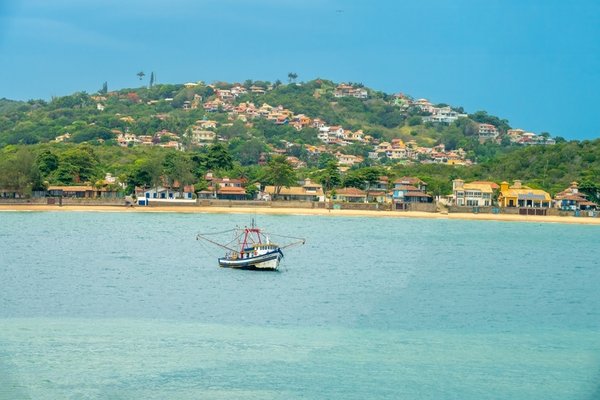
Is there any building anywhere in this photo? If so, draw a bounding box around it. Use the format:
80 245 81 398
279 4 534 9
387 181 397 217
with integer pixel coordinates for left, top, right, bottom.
333 187 367 203
478 123 499 143
498 180 551 208
554 182 597 211
452 179 494 207
422 106 467 124
136 185 194 200
264 179 325 202
394 177 428 191
396 190 432 204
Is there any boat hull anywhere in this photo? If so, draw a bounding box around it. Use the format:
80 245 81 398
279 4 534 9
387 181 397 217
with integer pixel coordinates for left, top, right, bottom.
218 250 283 271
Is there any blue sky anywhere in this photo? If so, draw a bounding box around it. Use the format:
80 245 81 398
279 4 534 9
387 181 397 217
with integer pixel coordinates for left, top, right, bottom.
0 0 599 139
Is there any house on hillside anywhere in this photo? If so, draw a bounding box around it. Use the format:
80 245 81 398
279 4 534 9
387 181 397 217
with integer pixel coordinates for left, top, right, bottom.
423 107 467 124
478 123 499 143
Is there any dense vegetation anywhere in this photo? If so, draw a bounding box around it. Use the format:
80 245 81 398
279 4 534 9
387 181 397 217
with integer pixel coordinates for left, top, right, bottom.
0 80 598 202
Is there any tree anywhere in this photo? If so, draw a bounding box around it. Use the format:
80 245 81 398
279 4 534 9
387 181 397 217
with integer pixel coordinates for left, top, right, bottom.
55 146 99 184
99 81 108 95
318 160 341 192
149 72 155 88
128 155 164 194
230 137 267 166
579 179 600 203
263 155 296 199
36 149 59 175
407 116 422 126
205 143 233 171
362 166 382 201
245 184 259 200
163 152 195 197
287 72 298 84
317 152 337 169
0 148 44 196
136 71 145 81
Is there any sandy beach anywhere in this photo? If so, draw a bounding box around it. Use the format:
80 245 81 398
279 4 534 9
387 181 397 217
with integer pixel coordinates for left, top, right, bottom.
1 204 599 225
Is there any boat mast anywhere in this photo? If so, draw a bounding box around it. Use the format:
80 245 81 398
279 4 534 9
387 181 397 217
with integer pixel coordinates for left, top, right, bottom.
240 221 262 252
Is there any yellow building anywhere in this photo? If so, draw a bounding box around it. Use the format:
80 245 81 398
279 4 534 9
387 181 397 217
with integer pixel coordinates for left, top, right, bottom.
498 180 551 208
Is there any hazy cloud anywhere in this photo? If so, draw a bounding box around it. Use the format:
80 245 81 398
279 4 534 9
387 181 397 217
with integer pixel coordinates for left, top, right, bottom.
6 16 135 50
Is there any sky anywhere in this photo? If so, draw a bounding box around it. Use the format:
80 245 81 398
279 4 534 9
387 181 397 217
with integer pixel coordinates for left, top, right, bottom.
0 0 599 140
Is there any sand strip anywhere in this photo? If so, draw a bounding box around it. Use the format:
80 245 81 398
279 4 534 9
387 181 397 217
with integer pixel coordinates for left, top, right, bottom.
1 204 599 225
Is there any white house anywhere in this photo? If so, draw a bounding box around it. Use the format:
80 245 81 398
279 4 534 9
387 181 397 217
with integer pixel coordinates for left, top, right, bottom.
452 179 494 207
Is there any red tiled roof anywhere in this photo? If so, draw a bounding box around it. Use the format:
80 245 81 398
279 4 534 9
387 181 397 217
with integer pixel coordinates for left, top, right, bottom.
471 181 500 189
217 187 246 194
336 187 366 196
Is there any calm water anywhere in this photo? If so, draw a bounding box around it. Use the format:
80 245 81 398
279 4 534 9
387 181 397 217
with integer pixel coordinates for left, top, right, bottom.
0 211 599 399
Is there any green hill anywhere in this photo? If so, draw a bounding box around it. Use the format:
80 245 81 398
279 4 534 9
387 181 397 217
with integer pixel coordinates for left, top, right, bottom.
0 79 598 200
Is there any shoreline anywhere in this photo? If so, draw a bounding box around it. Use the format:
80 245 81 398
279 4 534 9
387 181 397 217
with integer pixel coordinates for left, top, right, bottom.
1 204 599 225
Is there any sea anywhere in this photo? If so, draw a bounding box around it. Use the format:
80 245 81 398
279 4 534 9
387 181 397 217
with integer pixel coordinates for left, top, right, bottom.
0 211 599 400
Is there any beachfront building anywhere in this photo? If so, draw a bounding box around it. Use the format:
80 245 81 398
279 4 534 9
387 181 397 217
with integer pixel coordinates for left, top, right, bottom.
497 181 551 208
264 179 325 202
135 185 195 200
393 186 432 203
394 176 428 192
47 185 121 199
333 187 367 203
553 182 597 211
452 179 494 207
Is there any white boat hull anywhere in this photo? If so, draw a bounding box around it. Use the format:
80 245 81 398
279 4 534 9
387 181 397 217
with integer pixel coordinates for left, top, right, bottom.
218 250 283 271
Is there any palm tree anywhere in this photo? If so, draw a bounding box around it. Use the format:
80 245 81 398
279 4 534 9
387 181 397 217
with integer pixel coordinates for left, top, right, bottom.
136 71 145 81
287 72 298 84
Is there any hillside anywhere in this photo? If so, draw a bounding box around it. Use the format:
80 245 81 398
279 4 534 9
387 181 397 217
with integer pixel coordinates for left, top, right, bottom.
0 79 598 200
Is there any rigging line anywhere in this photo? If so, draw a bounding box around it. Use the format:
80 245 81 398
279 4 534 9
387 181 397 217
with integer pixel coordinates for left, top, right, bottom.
196 228 236 236
224 232 243 248
196 234 239 252
263 232 306 241
279 239 306 249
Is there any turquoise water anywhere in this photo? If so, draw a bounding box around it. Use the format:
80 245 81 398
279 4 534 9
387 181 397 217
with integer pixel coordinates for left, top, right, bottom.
1 212 599 399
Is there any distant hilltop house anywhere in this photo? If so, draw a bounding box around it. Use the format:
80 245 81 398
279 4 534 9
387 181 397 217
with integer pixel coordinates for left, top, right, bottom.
335 152 364 169
54 133 71 143
423 106 467 124
413 98 434 113
507 129 556 146
333 83 368 99
477 123 500 143
187 127 216 146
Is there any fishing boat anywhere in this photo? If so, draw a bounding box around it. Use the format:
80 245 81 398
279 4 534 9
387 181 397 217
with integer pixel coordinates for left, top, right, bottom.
196 220 305 271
